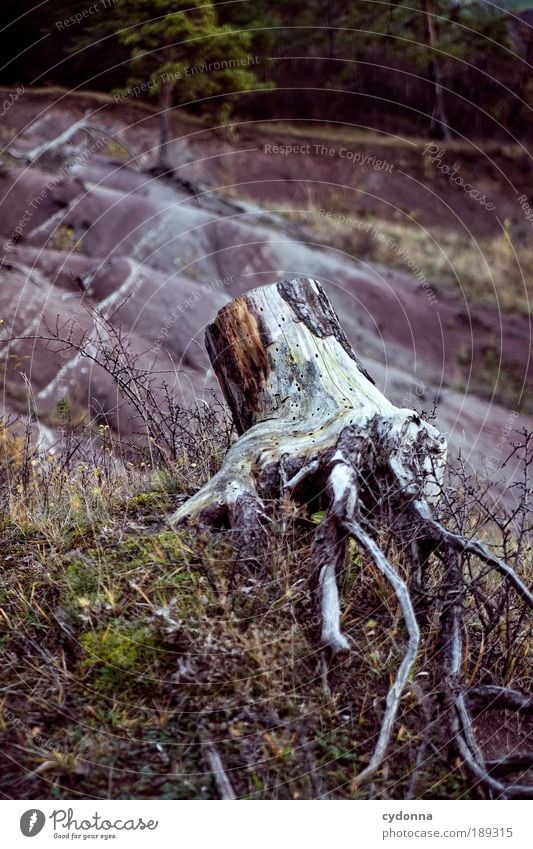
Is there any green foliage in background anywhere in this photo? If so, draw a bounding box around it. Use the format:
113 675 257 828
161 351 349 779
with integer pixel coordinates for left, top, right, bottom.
0 1 531 140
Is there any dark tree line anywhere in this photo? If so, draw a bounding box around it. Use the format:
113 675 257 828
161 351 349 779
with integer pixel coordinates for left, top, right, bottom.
0 0 532 139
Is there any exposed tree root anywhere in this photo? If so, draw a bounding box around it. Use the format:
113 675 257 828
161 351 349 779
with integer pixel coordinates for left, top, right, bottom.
467 686 533 716
202 743 237 801
170 278 532 797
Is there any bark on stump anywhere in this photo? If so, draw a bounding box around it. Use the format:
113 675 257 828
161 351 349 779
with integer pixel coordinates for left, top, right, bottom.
171 277 532 794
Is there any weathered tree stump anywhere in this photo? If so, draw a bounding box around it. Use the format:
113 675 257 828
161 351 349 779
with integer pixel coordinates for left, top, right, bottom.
172 278 532 795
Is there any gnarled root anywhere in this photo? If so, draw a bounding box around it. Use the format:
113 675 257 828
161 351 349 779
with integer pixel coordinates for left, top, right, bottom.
170 413 531 796
168 279 531 795
413 508 533 799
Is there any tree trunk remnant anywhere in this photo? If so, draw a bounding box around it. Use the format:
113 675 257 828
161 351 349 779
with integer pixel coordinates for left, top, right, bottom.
171 278 532 795
158 82 173 171
422 0 452 140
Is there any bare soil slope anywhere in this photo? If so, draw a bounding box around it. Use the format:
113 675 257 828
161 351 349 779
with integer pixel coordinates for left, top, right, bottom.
0 89 530 500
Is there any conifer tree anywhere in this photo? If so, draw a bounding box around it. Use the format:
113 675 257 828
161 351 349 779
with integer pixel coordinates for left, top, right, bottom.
114 0 263 167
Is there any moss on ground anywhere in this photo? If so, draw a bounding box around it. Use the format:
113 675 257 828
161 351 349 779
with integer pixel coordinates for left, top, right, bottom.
79 622 160 694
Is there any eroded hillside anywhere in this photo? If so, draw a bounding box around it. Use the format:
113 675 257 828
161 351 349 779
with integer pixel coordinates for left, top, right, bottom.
0 88 531 501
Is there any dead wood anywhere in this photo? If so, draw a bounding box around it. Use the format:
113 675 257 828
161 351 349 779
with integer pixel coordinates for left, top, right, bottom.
171 278 532 796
